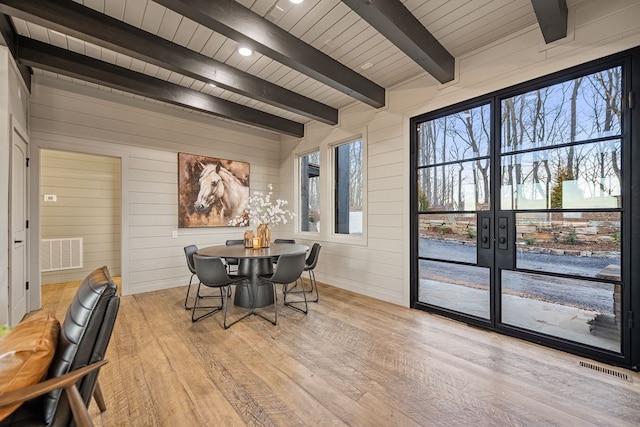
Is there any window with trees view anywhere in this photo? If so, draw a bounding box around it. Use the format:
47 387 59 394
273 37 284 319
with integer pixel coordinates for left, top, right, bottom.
416 103 491 212
500 67 622 210
334 139 363 235
300 151 320 232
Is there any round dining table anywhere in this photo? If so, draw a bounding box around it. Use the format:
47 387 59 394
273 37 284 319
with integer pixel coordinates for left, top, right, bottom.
197 243 309 308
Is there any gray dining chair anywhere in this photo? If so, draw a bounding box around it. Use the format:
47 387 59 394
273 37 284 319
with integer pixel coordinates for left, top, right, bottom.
192 255 250 328
257 252 307 325
225 239 244 273
184 245 227 310
272 238 295 264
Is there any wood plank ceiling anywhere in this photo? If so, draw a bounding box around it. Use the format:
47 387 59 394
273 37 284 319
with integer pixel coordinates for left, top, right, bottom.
0 0 568 137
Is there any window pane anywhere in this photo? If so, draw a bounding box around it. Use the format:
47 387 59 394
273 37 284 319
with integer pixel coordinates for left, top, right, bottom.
335 140 363 235
502 271 620 352
419 260 490 319
515 212 620 279
501 67 622 153
500 140 621 210
418 159 490 212
300 151 320 232
419 213 477 263
417 104 490 166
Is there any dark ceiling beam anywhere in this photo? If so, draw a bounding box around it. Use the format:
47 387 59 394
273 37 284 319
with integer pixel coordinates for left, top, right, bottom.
154 0 386 108
341 0 454 84
0 13 30 90
531 0 568 43
17 37 304 137
0 0 337 125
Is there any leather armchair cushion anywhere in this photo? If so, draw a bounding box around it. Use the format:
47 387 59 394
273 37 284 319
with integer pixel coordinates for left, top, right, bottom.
0 309 60 421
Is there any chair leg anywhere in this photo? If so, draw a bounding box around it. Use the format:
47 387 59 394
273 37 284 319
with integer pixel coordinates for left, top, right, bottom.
283 273 317 302
223 281 253 329
191 283 223 322
308 270 319 303
93 379 107 412
185 275 226 310
253 278 278 325
183 274 195 310
283 277 308 314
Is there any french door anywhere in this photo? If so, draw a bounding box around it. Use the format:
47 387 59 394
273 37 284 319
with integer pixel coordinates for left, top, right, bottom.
411 52 637 368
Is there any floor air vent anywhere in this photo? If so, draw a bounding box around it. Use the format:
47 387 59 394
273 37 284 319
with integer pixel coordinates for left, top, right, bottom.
580 361 631 382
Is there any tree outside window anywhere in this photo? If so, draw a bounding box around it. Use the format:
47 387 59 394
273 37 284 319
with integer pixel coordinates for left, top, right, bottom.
335 139 363 235
300 151 320 232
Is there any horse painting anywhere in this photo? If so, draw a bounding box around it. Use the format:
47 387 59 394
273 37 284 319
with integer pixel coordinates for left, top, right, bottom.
178 153 249 227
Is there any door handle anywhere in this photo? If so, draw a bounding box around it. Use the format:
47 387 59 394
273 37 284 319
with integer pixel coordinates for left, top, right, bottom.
480 217 490 249
14 240 23 243
498 217 508 250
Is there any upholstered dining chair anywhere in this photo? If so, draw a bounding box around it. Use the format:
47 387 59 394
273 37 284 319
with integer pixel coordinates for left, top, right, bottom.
257 252 307 325
272 238 296 264
224 239 244 273
192 255 250 328
184 245 227 310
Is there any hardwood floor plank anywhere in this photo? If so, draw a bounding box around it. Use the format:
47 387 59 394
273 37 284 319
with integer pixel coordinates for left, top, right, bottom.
41 280 640 426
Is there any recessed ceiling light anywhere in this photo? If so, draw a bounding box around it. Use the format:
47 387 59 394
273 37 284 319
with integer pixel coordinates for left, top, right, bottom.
238 47 253 56
208 83 216 87
360 62 374 70
290 0 304 4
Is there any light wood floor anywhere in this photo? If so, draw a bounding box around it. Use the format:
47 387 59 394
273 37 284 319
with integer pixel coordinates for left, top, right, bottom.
42 280 640 426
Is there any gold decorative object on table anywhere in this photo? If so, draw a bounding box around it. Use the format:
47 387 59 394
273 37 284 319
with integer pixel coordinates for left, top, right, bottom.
243 230 254 248
252 236 261 249
257 223 272 248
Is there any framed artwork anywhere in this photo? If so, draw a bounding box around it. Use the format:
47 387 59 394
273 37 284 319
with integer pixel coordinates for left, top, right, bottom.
178 152 250 227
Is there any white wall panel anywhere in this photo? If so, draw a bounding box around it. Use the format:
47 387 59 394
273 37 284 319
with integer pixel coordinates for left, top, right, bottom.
29 78 280 296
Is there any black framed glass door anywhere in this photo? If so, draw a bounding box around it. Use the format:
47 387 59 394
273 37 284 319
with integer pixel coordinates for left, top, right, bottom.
411 52 635 368
414 103 493 321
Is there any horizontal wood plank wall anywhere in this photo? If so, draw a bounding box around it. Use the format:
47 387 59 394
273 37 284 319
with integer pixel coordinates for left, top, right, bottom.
281 0 640 307
29 78 281 295
281 106 407 306
40 149 121 284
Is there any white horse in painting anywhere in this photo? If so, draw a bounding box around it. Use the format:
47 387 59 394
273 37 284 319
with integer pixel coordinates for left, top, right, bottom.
194 162 249 220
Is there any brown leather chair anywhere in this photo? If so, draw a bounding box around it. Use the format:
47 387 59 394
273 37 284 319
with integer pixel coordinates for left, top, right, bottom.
0 266 120 427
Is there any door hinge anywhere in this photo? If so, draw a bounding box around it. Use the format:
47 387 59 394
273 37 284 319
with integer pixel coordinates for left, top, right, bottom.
26 281 29 290
628 92 635 110
26 157 30 167
628 311 634 329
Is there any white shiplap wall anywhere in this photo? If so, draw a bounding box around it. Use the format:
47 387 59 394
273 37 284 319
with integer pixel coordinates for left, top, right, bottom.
29 78 282 296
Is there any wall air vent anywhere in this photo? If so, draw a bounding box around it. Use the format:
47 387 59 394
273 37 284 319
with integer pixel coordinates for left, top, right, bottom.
41 238 83 272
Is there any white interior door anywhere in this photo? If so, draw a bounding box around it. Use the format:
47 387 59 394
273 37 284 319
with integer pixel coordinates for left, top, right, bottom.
10 122 28 325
